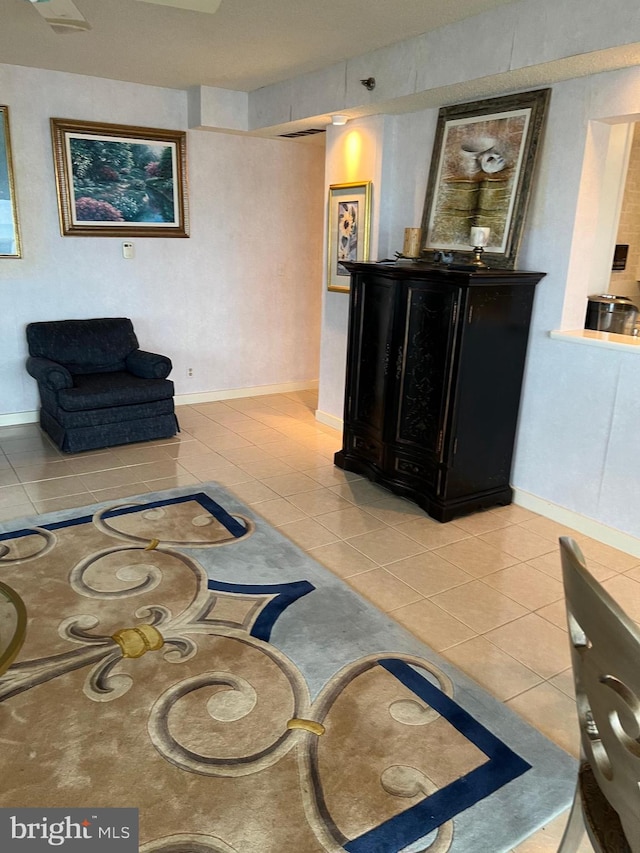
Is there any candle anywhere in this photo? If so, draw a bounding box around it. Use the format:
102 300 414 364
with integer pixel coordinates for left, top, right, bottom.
470 226 490 248
403 227 422 258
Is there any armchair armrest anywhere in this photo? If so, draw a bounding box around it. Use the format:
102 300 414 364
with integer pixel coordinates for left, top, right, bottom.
126 349 172 380
26 356 73 391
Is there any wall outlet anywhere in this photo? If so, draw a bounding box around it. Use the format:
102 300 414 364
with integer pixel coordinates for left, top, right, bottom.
122 241 134 259
187 367 193 377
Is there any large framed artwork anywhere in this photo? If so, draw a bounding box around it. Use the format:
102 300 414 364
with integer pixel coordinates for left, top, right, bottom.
420 88 550 268
327 181 372 292
50 118 189 237
0 106 22 258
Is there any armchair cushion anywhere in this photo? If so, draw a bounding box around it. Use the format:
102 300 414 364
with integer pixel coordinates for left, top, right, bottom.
57 372 174 412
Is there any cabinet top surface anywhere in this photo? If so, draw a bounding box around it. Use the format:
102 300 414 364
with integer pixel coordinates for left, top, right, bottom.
344 261 546 283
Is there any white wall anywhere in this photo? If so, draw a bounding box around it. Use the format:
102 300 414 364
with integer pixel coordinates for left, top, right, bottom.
514 68 640 541
316 111 437 426
316 116 386 424
316 68 640 543
0 64 325 417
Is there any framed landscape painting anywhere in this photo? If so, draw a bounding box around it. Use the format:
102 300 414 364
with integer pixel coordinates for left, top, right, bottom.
50 118 189 237
420 88 550 268
0 106 22 258
327 181 371 292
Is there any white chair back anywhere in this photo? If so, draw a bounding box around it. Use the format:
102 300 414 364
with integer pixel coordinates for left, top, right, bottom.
559 535 640 850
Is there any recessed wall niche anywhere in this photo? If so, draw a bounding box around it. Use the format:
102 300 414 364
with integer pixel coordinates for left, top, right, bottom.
560 117 640 331
608 122 640 301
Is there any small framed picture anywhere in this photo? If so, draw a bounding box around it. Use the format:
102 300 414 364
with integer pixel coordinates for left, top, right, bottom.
50 118 189 237
327 181 372 292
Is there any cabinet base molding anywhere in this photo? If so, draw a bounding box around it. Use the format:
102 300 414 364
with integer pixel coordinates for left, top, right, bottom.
335 450 513 523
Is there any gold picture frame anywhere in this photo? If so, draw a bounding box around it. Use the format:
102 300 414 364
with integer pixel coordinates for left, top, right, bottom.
420 88 550 268
0 106 22 258
50 118 189 237
327 181 372 292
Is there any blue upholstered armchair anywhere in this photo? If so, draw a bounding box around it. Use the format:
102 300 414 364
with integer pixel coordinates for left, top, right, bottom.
26 318 178 453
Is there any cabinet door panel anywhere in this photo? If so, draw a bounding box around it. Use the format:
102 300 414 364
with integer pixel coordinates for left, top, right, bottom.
392 283 459 459
348 277 395 438
445 284 535 498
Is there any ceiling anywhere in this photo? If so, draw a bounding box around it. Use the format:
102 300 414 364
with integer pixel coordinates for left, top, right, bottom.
1 0 517 92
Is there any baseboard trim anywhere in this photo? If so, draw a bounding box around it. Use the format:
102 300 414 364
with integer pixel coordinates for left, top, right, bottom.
175 380 318 407
0 411 39 426
0 382 320 427
513 487 640 558
315 409 343 431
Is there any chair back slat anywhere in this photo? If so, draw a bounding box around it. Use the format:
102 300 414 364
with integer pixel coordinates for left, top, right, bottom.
560 536 640 849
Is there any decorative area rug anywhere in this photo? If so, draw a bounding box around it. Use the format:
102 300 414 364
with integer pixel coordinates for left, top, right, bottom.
0 483 576 852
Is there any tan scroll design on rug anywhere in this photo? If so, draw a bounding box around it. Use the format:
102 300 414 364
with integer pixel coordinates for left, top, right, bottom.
145 649 456 852
0 527 56 562
92 502 255 548
139 834 239 852
295 654 457 853
0 497 459 852
0 498 254 706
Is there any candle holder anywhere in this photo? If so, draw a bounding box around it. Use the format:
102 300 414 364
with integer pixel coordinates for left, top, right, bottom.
469 226 490 268
471 244 487 267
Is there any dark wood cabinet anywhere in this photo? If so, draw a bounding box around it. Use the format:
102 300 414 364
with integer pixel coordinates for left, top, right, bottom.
334 261 545 522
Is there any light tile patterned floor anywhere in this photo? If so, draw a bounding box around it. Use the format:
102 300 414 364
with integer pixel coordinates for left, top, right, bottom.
0 389 617 851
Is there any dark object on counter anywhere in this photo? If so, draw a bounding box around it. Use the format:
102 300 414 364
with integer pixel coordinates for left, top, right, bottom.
334 261 545 523
585 294 638 336
612 244 629 271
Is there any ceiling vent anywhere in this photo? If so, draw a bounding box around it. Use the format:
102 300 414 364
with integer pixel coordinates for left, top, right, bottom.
279 128 327 139
134 0 222 12
28 0 91 33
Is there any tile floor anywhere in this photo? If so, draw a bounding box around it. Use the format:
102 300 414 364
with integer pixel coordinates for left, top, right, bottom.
0 388 623 851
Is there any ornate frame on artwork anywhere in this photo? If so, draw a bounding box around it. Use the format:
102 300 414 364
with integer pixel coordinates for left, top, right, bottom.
327 181 372 292
0 106 22 258
420 89 550 268
50 118 189 237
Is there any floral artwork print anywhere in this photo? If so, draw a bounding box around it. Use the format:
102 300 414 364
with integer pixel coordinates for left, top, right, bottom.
68 135 176 224
51 119 188 237
337 200 358 275
327 181 370 291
